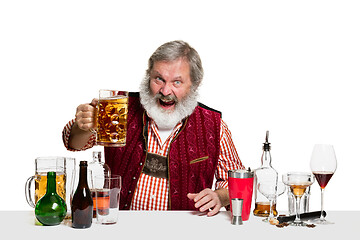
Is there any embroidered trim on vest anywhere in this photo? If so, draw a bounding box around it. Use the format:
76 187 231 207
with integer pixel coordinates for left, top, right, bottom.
189 156 209 164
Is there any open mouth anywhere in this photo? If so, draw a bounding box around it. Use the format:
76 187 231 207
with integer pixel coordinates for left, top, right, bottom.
159 99 176 108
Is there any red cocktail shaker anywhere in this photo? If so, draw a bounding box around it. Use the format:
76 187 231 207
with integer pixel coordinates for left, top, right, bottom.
228 169 254 221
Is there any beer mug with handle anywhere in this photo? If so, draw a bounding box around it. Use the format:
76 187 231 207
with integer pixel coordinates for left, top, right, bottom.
96 90 128 147
25 157 75 214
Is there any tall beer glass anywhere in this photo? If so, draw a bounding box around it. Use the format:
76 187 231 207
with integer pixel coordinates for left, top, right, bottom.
96 90 128 147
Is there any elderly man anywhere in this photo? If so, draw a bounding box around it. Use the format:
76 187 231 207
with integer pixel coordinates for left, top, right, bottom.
63 40 244 216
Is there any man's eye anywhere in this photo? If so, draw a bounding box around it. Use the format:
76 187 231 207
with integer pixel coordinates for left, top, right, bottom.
155 77 164 83
174 80 181 85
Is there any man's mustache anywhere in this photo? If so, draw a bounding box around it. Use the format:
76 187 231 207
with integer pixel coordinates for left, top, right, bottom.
155 93 178 103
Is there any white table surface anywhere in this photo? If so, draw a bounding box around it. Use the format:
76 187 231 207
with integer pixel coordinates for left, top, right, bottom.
1 210 358 239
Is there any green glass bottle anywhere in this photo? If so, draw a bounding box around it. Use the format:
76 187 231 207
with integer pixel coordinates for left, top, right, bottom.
35 171 67 226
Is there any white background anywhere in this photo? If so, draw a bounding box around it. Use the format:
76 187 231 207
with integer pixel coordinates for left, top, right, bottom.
1 0 359 211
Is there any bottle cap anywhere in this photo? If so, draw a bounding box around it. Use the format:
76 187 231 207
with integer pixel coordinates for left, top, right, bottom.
93 151 102 161
80 161 88 166
263 130 271 151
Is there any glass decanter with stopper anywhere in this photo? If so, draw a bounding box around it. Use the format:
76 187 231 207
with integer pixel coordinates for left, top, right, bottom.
88 151 111 217
253 131 279 217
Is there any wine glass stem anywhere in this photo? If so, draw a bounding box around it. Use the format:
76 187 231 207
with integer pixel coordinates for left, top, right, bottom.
294 196 301 224
320 188 325 221
269 199 275 219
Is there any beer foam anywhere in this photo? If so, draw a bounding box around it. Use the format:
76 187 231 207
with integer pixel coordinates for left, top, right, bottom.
101 95 127 100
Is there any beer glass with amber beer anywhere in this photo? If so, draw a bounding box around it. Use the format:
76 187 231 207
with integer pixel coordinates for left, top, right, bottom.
96 90 128 147
25 157 76 209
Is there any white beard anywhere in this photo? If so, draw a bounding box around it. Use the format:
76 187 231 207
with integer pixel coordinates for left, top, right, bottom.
139 76 198 130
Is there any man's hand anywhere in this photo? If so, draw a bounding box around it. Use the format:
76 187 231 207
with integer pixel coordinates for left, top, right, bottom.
69 98 98 150
75 98 98 131
187 188 229 217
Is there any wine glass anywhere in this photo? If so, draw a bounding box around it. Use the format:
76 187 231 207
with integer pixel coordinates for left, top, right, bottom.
310 144 337 224
283 172 314 226
258 181 286 222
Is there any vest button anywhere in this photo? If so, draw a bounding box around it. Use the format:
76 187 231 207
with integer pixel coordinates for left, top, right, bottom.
139 162 143 166
128 190 132 194
132 176 136 180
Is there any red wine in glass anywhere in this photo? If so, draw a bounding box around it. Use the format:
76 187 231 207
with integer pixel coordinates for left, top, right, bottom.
313 171 334 189
310 144 337 224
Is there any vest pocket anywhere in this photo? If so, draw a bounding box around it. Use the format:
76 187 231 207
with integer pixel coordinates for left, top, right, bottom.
189 156 209 165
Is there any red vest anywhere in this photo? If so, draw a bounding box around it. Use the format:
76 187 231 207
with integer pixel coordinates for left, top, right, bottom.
104 92 221 210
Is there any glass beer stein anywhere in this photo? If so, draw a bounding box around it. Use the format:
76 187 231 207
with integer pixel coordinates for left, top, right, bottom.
96 90 128 147
25 157 75 213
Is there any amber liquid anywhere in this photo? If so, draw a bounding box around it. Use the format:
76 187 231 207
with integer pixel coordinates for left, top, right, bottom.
97 96 128 147
35 172 66 203
253 202 278 217
290 183 311 197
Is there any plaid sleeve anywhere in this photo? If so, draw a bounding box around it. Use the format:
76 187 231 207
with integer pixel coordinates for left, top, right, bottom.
62 119 96 151
215 120 245 189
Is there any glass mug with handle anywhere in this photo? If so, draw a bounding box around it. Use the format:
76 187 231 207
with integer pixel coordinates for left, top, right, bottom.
25 157 75 214
95 90 129 147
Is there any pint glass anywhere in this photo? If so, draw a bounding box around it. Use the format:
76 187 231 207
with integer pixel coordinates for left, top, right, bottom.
96 90 128 147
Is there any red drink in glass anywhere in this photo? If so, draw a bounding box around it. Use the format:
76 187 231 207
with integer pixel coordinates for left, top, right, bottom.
313 171 334 189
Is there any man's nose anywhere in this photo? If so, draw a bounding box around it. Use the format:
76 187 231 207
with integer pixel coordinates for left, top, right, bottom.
160 82 172 96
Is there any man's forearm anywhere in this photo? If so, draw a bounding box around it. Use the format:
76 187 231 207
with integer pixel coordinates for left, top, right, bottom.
68 122 94 150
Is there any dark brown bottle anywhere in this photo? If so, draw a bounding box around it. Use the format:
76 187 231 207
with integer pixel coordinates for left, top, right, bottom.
71 161 93 229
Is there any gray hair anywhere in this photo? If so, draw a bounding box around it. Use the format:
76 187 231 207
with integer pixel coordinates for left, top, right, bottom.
146 40 204 89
